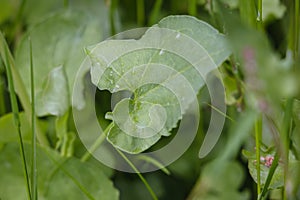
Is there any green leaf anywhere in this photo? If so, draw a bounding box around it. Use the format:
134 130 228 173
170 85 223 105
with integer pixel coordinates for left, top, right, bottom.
0 143 119 200
0 112 31 143
242 149 299 189
15 7 109 116
89 15 230 153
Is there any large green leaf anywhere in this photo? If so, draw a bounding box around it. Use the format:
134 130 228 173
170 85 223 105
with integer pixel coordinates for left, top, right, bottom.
88 15 230 153
0 143 119 199
15 5 109 116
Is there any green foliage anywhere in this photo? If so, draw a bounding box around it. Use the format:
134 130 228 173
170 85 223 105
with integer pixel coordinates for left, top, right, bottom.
0 143 119 199
89 15 230 153
0 0 300 199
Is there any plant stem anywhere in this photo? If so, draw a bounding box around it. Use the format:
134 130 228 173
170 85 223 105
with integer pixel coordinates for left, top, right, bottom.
116 148 158 200
80 123 114 162
136 0 145 26
1 33 32 200
0 76 6 115
257 0 263 30
282 99 293 200
109 0 118 35
29 39 37 200
64 0 69 8
295 0 299 61
259 152 280 199
149 0 163 25
188 0 197 16
255 115 262 198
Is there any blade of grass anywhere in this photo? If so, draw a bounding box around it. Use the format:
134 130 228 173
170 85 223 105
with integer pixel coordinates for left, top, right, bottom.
282 99 293 200
256 0 263 30
29 38 37 200
115 148 158 200
0 32 32 200
255 115 262 198
0 32 49 146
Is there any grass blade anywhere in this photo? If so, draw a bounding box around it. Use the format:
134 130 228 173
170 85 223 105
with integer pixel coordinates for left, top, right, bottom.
259 152 279 200
0 32 49 146
255 115 262 197
29 38 37 200
0 32 32 200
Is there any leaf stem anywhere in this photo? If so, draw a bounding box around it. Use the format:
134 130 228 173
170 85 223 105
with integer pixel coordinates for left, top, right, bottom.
109 0 118 35
188 0 197 16
149 0 163 25
80 123 114 162
116 148 158 200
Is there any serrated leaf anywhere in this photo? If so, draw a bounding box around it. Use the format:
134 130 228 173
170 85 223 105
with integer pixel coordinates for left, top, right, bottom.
0 143 119 200
88 15 230 153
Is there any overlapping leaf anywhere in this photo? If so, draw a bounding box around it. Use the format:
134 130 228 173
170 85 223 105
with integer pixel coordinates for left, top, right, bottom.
88 15 230 153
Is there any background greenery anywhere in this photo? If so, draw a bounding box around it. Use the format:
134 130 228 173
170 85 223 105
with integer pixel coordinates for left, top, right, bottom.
0 0 299 199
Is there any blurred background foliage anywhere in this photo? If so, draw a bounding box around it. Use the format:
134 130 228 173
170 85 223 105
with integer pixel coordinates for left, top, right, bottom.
0 0 299 199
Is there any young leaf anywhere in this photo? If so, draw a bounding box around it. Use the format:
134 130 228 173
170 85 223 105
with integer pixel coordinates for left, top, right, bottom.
88 15 231 153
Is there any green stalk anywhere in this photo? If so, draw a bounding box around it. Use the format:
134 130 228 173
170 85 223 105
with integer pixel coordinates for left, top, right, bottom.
1 33 32 200
80 123 114 162
0 33 49 146
116 148 158 200
63 0 69 8
255 115 262 198
29 39 37 200
259 152 280 199
136 0 145 26
282 99 293 200
188 0 197 16
295 0 299 60
109 0 118 35
137 155 170 175
149 0 163 25
257 0 263 30
0 76 6 115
